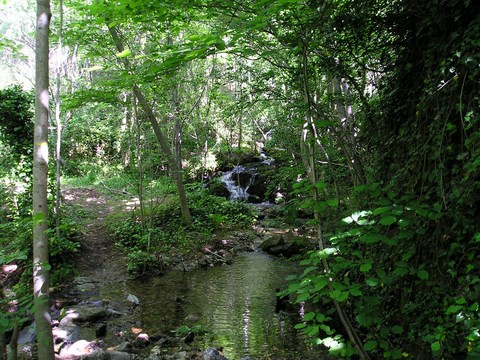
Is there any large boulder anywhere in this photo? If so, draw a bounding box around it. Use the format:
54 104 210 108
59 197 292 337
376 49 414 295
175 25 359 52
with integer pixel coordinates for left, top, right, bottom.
260 232 306 257
62 304 109 323
247 174 268 203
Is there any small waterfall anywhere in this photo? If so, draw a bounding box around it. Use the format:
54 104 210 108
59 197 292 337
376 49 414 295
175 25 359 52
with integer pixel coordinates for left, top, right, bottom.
221 166 255 201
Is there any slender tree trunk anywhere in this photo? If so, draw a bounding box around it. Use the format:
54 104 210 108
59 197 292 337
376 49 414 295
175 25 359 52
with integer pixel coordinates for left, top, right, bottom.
301 47 370 360
331 77 366 186
0 333 6 360
33 0 54 359
107 25 191 224
54 0 63 241
133 95 145 228
7 326 19 360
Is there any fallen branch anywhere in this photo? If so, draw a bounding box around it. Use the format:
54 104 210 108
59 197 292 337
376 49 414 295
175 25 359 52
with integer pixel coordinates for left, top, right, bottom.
99 181 133 196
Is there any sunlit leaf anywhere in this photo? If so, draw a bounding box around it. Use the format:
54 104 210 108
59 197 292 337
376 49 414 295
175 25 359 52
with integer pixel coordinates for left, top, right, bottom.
116 49 132 58
86 65 103 72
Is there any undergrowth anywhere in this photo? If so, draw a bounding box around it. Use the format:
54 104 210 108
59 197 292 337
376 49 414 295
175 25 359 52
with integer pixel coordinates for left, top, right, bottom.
109 186 258 276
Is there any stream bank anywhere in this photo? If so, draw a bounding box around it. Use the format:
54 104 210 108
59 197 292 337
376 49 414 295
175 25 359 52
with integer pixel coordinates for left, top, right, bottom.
17 187 325 359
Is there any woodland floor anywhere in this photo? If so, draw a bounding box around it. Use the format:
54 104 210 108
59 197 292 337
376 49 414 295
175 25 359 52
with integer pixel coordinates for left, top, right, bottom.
63 187 133 285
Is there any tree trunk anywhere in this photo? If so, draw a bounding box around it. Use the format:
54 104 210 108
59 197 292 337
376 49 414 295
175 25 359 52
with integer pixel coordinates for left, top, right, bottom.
107 25 192 224
133 95 145 228
54 0 63 241
331 77 366 186
7 326 19 360
0 333 6 360
33 0 54 359
301 47 370 360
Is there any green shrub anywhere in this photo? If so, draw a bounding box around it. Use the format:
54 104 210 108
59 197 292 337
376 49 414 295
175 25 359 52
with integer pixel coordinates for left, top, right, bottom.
109 186 258 275
284 183 480 358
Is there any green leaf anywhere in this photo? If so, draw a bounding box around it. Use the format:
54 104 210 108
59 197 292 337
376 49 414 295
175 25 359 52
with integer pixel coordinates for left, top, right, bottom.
316 313 326 322
294 323 306 329
379 216 396 225
364 340 378 351
313 277 329 291
431 341 441 352
86 65 103 72
116 49 132 58
391 325 403 334
296 292 310 302
417 269 429 280
314 181 326 190
349 287 363 296
318 248 338 258
326 198 339 207
303 312 316 321
330 290 349 302
446 304 463 314
360 263 372 272
366 277 379 286
373 206 391 215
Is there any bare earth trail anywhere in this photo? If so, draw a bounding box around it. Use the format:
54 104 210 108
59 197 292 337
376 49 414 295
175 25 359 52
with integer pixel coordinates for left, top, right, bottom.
63 187 131 285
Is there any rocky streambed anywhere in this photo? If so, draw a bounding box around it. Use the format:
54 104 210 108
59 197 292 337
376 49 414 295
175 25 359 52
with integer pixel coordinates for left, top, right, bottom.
14 188 325 359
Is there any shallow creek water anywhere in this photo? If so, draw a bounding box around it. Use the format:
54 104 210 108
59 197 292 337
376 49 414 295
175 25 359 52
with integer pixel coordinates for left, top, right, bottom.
98 250 323 359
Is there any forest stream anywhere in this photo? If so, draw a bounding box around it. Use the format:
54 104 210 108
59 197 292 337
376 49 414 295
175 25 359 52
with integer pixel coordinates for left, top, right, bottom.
52 188 325 360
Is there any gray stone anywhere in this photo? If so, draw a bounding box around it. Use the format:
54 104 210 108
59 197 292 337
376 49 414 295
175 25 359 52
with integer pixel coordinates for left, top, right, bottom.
200 348 228 360
60 305 108 323
260 235 284 251
61 339 99 358
115 341 132 352
17 322 36 345
105 350 132 360
53 321 81 340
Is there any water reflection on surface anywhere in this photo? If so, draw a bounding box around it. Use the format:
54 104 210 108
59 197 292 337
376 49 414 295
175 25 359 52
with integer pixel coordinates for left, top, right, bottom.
102 251 323 359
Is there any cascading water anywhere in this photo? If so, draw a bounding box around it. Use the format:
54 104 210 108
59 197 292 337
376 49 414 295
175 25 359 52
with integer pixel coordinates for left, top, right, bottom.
221 153 274 202
221 166 255 201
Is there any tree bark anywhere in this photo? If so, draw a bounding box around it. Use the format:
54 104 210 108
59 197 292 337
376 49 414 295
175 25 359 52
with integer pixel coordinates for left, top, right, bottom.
33 0 54 359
